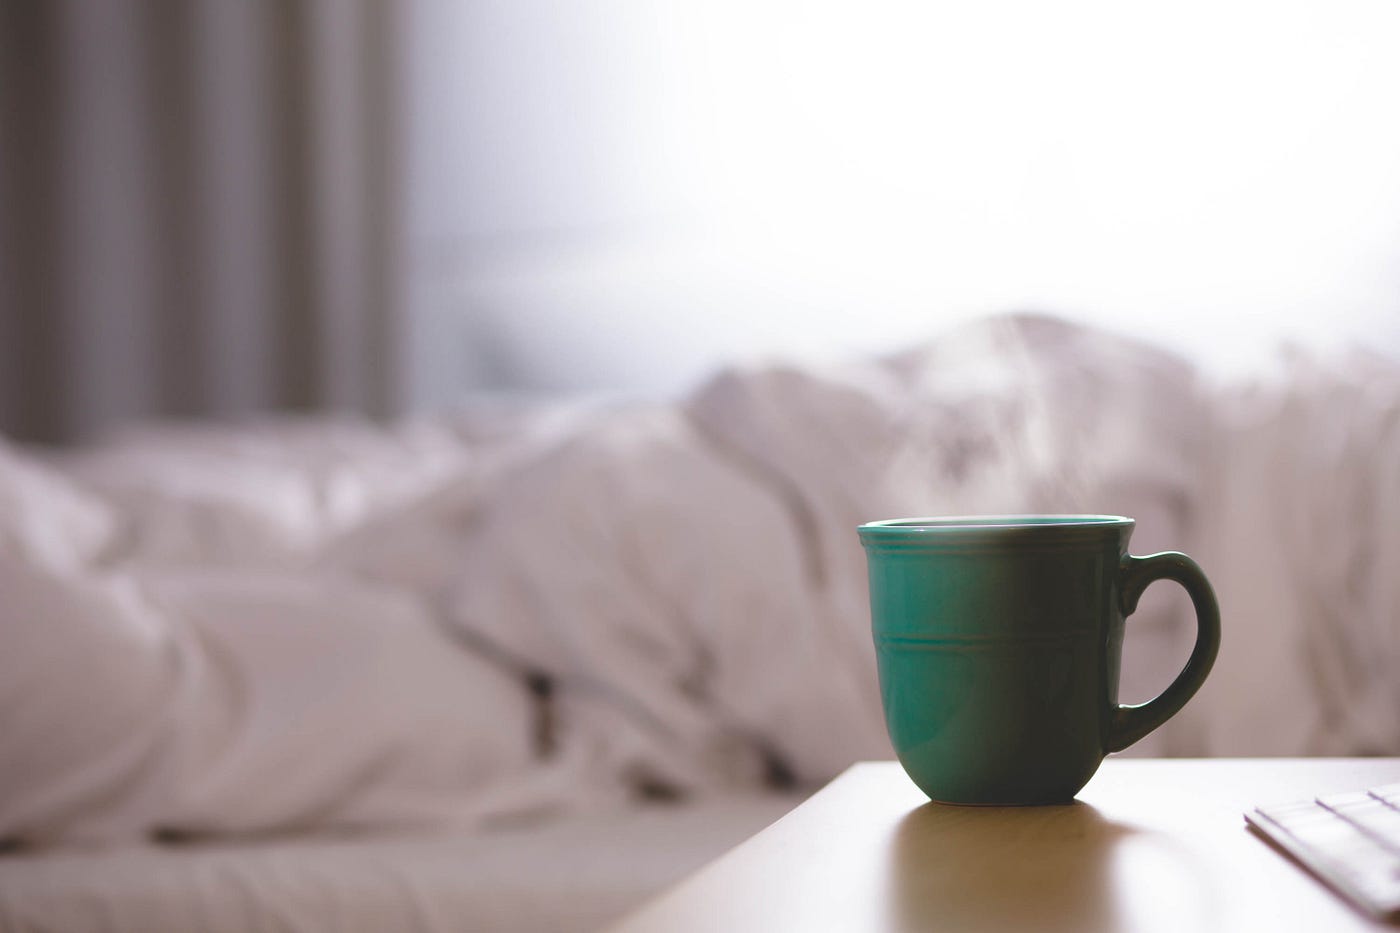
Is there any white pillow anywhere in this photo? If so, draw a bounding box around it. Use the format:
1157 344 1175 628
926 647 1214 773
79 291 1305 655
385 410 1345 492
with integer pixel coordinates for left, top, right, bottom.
0 440 116 572
0 560 538 845
62 419 471 570
0 560 176 844
148 572 538 835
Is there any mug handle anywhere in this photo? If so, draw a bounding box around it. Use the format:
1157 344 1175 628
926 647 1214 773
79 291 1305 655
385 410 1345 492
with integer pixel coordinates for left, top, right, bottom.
1106 551 1221 753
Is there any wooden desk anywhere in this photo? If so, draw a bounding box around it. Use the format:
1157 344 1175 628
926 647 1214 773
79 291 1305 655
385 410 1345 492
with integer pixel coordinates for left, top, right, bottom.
609 759 1400 932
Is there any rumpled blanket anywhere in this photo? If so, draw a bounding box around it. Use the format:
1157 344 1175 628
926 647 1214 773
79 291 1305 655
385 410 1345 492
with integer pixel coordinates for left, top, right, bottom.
1 314 1395 846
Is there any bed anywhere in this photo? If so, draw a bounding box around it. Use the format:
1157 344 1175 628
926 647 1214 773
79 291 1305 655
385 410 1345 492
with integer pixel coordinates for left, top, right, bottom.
2 313 1398 930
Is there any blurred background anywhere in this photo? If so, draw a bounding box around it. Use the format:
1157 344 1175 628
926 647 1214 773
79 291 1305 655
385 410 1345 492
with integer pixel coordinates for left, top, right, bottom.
3 0 1399 444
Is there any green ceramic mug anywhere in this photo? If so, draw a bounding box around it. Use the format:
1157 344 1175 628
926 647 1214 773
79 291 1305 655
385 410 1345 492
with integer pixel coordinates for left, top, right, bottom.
857 515 1219 805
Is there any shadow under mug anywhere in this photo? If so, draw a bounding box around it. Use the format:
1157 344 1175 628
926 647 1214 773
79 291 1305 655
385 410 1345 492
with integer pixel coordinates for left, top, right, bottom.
858 515 1220 805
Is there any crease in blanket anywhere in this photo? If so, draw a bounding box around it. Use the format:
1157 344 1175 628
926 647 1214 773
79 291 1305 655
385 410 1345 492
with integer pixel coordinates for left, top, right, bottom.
683 409 828 589
442 598 796 803
634 412 825 787
427 601 558 758
433 537 669 800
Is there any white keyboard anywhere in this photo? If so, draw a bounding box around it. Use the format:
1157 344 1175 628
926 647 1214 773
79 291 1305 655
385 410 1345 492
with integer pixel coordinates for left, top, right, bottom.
1246 782 1400 920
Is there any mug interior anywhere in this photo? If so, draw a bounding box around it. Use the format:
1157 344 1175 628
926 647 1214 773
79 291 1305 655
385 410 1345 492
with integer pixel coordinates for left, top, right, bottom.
860 514 1132 531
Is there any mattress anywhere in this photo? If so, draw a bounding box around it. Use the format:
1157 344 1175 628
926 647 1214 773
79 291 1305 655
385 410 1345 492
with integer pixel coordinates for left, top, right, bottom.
0 792 801 933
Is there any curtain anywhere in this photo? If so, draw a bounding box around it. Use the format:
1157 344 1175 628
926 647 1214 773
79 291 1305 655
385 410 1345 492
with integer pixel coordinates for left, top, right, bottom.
0 0 402 444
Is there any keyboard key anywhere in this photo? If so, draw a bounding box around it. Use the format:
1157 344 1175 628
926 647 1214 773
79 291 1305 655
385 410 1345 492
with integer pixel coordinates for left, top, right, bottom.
1320 794 1400 856
1369 783 1400 806
1248 783 1400 920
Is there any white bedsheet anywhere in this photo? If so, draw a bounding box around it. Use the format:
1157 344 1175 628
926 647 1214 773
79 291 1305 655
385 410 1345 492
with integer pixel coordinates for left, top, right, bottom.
0 793 800 933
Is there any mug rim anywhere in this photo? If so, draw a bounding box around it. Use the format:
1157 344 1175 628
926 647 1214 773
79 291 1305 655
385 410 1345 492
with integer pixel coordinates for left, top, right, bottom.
859 514 1134 534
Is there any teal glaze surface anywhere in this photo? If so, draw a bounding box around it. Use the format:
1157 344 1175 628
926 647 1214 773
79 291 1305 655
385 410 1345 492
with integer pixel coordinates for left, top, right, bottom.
858 515 1220 805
